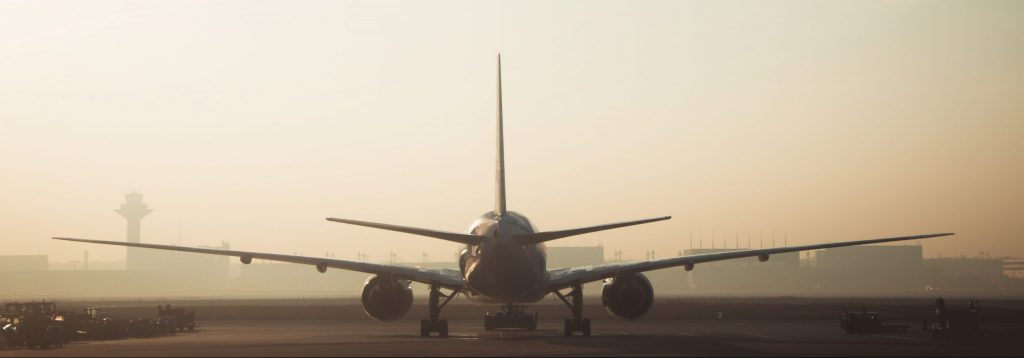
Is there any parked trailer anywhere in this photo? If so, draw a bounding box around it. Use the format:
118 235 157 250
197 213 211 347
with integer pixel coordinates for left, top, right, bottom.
0 301 199 350
929 298 981 336
0 302 64 349
80 307 129 340
1 323 14 350
157 305 197 332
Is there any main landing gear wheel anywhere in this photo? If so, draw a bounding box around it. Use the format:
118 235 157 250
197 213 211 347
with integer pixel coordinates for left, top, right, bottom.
554 283 591 336
483 304 539 331
421 319 448 337
420 283 458 337
563 318 591 336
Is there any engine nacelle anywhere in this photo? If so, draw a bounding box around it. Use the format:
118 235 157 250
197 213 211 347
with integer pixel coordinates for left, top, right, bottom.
601 273 655 320
360 274 413 321
459 249 470 273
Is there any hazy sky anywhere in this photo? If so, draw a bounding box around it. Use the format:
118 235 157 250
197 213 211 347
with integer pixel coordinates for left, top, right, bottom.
2 0 1022 265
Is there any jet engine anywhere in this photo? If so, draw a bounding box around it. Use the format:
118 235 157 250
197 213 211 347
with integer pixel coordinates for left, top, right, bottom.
601 273 655 320
361 274 413 321
459 249 471 273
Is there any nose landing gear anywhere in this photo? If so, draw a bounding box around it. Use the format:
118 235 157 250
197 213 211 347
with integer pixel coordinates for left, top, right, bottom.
483 304 539 331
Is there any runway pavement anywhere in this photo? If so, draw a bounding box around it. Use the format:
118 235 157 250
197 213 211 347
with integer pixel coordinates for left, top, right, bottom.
2 298 1021 356
2 319 1019 357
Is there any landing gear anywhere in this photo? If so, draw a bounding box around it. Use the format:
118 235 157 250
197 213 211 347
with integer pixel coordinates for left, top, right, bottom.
420 319 448 337
554 284 591 336
421 283 458 337
483 304 539 331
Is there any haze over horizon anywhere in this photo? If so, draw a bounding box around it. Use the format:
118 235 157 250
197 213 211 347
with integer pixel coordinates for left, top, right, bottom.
2 1 1021 265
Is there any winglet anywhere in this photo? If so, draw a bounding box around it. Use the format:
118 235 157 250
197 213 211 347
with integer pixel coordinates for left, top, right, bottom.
496 54 507 216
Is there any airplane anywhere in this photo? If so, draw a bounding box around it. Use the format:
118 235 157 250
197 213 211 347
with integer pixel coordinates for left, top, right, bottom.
54 55 953 337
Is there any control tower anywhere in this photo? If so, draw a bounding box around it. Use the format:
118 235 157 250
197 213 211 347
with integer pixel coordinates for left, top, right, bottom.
116 192 153 271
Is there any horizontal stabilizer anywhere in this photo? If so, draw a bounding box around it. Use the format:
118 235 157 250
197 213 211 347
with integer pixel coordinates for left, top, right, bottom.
513 216 671 245
326 217 483 246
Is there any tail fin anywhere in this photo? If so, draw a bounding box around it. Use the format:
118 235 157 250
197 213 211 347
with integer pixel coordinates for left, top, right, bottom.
495 54 507 216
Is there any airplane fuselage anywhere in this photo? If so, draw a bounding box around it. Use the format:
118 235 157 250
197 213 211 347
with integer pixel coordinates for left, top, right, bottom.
461 211 549 303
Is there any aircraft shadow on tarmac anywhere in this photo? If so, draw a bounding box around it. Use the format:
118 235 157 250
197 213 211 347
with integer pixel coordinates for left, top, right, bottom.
539 333 763 356
381 327 1019 357
385 329 763 356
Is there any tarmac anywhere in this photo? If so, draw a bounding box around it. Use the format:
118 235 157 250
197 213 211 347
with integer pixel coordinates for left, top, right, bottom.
2 298 1021 356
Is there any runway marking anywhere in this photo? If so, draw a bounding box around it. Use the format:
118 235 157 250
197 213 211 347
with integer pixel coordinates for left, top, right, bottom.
679 332 700 337
447 334 480 340
878 335 926 342
741 333 772 339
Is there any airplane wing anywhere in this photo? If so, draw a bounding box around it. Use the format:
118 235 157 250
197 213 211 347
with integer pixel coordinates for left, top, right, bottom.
53 237 465 289
545 232 953 290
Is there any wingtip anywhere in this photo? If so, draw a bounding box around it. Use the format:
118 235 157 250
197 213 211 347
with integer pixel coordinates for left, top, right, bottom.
918 232 955 239
52 237 88 243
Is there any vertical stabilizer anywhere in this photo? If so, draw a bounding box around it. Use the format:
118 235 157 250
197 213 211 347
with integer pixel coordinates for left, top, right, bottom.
495 54 507 216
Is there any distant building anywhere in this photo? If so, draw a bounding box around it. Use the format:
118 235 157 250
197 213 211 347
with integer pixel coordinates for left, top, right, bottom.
1005 258 1024 279
924 256 1007 292
546 246 603 269
813 245 924 294
0 255 48 272
682 248 803 293
148 241 232 281
235 261 366 296
111 193 231 280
